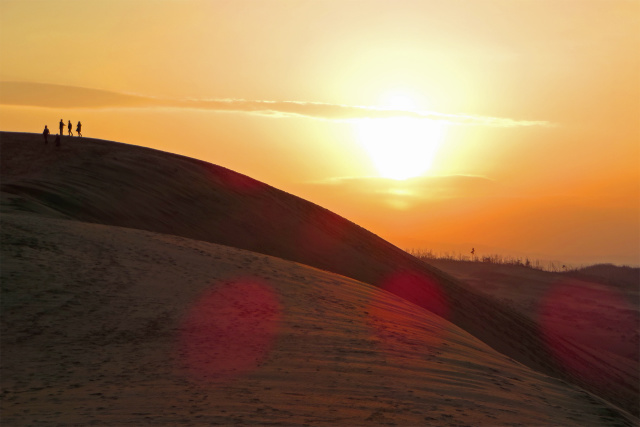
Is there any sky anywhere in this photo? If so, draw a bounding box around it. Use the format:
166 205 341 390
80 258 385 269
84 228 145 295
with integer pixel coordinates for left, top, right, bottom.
1 0 639 266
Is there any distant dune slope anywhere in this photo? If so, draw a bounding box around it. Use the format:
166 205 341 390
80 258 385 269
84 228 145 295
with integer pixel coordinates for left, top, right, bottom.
1 213 635 425
428 259 640 406
574 264 640 290
427 260 639 361
1 131 637 416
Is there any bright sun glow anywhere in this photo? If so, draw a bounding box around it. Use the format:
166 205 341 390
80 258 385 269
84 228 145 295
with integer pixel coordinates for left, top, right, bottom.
384 94 417 111
379 89 427 111
354 117 446 180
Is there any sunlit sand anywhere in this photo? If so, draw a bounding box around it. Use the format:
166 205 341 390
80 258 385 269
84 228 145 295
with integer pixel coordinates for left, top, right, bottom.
1 132 637 425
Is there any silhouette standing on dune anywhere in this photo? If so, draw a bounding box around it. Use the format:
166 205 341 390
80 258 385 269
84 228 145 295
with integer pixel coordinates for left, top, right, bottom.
59 119 64 136
67 120 73 136
76 121 82 137
43 125 50 144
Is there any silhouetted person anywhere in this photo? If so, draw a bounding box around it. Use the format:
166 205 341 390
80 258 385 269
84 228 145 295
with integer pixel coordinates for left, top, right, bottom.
43 125 50 144
55 133 61 147
76 121 82 137
471 247 475 257
67 120 73 136
59 119 64 136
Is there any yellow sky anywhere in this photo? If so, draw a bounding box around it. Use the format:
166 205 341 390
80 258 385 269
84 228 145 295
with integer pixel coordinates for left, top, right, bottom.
1 0 639 266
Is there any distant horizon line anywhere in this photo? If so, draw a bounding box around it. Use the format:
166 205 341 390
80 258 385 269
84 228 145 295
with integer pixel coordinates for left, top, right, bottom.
406 247 640 270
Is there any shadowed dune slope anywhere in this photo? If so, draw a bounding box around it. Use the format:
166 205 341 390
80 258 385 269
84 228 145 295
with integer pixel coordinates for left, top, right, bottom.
428 258 640 420
1 131 638 417
427 259 639 364
1 213 635 425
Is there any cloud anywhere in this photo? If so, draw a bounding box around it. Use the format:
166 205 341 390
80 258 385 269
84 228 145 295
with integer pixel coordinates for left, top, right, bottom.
0 81 153 109
0 81 552 127
295 174 503 213
306 174 498 200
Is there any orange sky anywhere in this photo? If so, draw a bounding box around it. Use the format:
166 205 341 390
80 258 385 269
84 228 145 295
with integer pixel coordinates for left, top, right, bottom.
1 0 638 266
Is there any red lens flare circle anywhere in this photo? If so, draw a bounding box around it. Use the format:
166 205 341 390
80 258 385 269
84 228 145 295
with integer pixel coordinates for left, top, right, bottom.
176 277 281 382
368 271 450 358
538 279 639 380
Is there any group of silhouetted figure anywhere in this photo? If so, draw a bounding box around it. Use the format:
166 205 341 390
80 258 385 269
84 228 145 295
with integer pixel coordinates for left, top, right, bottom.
42 119 82 147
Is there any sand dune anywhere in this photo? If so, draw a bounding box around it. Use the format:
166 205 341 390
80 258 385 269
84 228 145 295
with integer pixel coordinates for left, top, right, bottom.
428 259 639 364
2 212 634 425
1 131 638 422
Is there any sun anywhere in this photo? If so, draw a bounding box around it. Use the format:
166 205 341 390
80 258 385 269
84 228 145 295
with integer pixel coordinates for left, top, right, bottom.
354 117 446 180
380 89 428 111
384 93 417 111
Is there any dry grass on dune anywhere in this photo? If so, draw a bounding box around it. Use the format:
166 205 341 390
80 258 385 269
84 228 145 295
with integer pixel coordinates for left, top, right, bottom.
1 131 638 422
1 213 634 426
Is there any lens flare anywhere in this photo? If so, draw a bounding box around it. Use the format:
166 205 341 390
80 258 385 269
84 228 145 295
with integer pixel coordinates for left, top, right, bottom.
367 271 450 359
176 277 281 382
537 279 639 380
379 271 450 319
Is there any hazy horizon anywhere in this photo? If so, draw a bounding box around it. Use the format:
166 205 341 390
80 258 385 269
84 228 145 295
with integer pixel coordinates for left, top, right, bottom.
1 0 638 267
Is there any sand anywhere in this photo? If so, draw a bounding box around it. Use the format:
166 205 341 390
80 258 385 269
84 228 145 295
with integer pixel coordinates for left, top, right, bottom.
428 259 639 365
1 131 638 425
2 213 635 426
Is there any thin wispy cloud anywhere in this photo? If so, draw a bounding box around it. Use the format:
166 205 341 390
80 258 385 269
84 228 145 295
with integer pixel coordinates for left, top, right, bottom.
305 174 498 199
0 81 551 128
